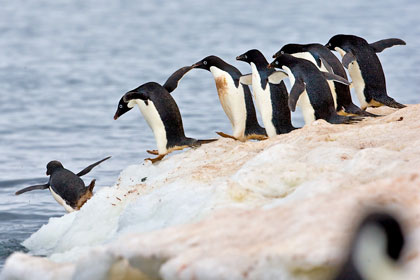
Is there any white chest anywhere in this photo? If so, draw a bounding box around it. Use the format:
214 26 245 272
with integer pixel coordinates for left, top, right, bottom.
250 63 276 137
49 187 75 213
210 66 247 138
283 66 315 125
135 99 168 154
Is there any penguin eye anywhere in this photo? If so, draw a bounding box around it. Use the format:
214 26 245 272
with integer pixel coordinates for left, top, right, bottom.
119 104 123 109
244 55 248 59
275 61 279 65
203 60 207 65
328 43 331 47
281 51 284 54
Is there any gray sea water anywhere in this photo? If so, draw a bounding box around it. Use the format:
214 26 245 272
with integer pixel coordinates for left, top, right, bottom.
0 0 419 269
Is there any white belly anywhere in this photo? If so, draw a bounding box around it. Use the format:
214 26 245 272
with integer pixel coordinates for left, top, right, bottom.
292 52 337 108
50 187 75 213
210 67 247 138
283 66 315 125
250 63 275 137
335 47 367 109
135 100 168 154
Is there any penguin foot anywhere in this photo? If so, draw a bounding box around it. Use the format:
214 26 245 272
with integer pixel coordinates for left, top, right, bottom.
216 132 241 141
371 97 406 109
147 150 159 155
145 154 166 164
328 115 364 125
246 134 269 141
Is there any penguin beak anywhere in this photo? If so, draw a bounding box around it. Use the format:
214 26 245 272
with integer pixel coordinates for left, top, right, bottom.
267 63 274 69
191 62 202 69
113 113 119 120
236 54 245 61
272 51 280 59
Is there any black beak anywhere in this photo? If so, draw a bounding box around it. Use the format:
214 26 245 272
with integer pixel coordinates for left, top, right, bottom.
267 63 275 69
113 113 119 120
191 62 202 68
236 54 245 61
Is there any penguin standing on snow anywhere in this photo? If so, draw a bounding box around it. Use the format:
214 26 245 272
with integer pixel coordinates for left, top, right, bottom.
114 66 216 163
192 55 267 141
15 156 111 212
236 49 295 137
326 34 406 110
273 43 375 117
268 54 362 125
334 212 406 280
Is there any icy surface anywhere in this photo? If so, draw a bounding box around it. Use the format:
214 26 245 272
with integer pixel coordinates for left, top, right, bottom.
2 105 420 279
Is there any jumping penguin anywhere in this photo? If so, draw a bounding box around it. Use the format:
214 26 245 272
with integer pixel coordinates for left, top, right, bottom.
334 212 406 280
15 156 111 212
114 66 216 163
268 54 362 125
236 49 295 137
191 55 267 141
273 43 375 117
326 34 406 110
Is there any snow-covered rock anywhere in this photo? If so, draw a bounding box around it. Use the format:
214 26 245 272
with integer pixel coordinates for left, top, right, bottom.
2 105 420 280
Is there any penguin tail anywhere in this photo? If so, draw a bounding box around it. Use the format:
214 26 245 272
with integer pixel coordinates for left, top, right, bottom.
374 96 406 109
328 115 364 125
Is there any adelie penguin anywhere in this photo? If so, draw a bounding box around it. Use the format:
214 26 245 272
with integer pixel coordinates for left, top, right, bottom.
15 156 111 212
326 34 406 110
191 55 267 141
236 49 295 137
274 43 376 117
268 54 362 125
114 66 216 163
333 212 407 280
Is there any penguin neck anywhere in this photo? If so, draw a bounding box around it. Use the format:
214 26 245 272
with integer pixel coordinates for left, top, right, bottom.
353 225 402 280
249 55 269 72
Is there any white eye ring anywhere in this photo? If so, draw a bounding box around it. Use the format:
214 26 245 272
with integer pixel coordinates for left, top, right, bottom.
119 104 123 108
244 55 247 59
281 51 284 54
203 61 207 65
275 61 279 64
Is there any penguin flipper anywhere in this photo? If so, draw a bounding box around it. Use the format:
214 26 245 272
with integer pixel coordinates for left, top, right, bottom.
239 74 253 85
322 72 350 85
370 38 406 53
288 80 306 112
268 71 288 84
77 156 111 177
320 57 334 73
15 183 49 195
162 66 193 93
342 52 356 69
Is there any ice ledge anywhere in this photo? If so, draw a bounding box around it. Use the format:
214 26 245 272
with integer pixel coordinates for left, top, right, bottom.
2 105 420 280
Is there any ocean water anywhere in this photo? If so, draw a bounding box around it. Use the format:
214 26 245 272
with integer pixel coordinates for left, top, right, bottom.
0 0 419 269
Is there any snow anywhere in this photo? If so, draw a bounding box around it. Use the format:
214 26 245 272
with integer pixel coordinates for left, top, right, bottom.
2 105 420 280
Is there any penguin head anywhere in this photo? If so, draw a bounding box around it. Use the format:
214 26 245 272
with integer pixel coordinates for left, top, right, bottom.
267 53 295 69
114 86 147 120
236 49 264 64
46 160 64 175
191 55 223 71
273 44 305 58
335 212 406 280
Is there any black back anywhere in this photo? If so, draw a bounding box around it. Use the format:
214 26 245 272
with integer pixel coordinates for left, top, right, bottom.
326 34 386 102
193 55 266 136
237 49 294 134
274 54 337 120
49 167 86 208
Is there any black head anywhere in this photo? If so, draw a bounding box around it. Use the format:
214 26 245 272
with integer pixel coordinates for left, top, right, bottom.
274 44 311 58
191 55 225 71
326 34 367 50
114 84 153 120
46 160 64 176
355 212 405 261
236 49 265 64
267 53 296 69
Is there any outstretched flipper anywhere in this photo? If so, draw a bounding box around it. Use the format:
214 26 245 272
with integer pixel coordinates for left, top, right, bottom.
321 72 350 85
372 95 406 109
77 156 111 177
342 52 356 69
268 71 288 84
370 38 406 53
15 183 49 195
239 74 252 85
162 66 194 93
288 79 306 112
145 154 166 164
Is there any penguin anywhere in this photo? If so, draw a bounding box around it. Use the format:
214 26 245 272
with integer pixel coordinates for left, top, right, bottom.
267 54 362 125
15 156 111 212
236 49 295 137
191 55 267 141
114 67 216 163
326 34 406 110
273 43 376 117
333 212 406 280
